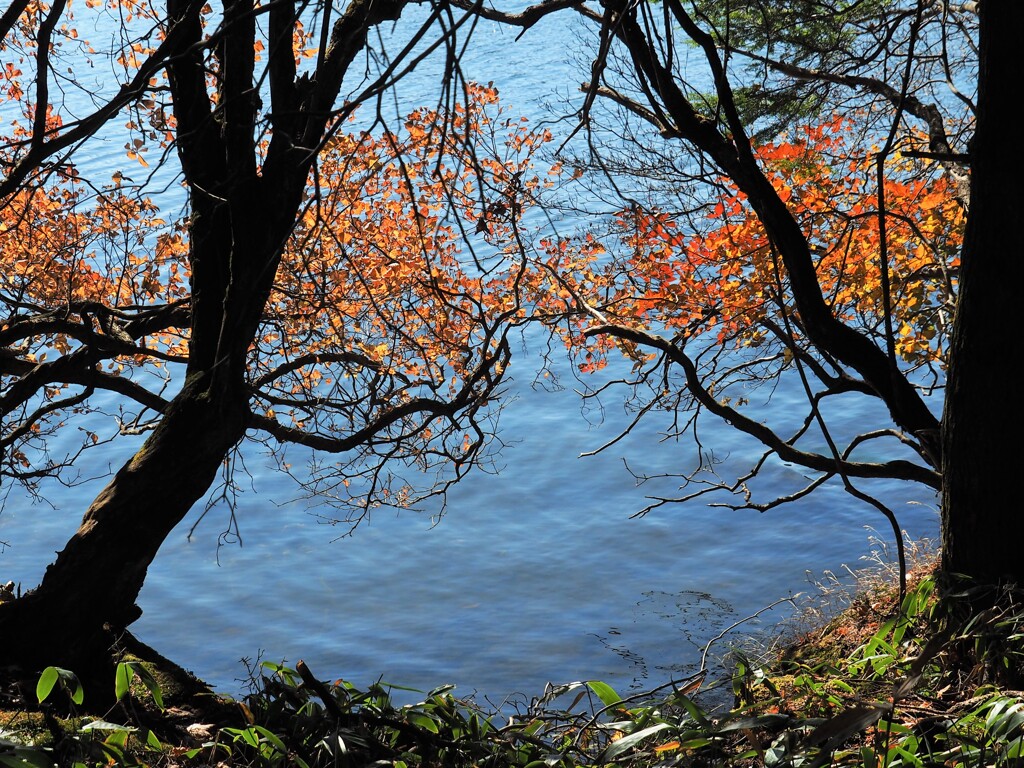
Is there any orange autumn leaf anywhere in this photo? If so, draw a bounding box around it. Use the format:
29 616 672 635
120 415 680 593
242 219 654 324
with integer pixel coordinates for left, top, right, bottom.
2 80 557 421
536 117 963 374
653 740 682 753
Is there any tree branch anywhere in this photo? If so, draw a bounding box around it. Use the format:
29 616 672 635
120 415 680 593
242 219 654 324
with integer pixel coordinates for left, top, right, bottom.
0 0 210 198
585 322 940 488
599 1 942 463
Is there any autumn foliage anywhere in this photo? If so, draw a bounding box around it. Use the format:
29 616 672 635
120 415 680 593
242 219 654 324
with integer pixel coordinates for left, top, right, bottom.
269 86 552 398
2 0 1018 687
532 118 963 380
1 0 590 670
2 40 961 505
0 71 560 494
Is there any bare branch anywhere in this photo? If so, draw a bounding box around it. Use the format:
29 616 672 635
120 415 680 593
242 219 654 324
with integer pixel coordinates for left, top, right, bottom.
585 322 940 489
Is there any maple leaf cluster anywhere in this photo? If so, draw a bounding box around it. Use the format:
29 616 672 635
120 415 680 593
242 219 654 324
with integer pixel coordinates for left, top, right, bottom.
529 117 963 377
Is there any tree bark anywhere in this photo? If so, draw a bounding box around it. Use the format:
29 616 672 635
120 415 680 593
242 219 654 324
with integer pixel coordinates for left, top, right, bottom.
0 372 249 678
0 0 412 699
940 2 1024 584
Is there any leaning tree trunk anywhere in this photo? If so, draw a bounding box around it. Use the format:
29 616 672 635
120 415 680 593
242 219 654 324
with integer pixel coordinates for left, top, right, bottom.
0 0 412 707
0 188 276 695
0 372 250 686
940 2 1024 585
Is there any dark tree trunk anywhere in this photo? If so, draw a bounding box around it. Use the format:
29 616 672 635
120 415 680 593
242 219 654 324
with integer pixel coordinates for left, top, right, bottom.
0 0 420 709
0 372 249 686
940 2 1024 585
0 0 412 706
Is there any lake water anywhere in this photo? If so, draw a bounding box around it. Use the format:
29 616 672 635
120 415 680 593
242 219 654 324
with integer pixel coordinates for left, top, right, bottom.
0 4 941 706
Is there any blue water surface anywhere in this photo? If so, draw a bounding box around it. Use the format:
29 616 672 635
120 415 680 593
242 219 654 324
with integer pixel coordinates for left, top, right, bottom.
0 5 941 705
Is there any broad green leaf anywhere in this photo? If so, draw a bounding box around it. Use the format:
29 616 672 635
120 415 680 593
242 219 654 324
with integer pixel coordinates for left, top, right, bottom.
102 730 130 751
56 669 84 705
35 667 59 704
586 680 621 707
253 726 288 753
408 713 440 734
239 728 261 748
986 697 1024 739
96 742 125 764
679 737 712 750
677 696 712 728
80 721 135 732
141 728 162 750
132 663 165 709
521 719 544 736
0 746 57 768
1006 738 1024 760
717 713 792 733
600 722 672 760
114 663 131 702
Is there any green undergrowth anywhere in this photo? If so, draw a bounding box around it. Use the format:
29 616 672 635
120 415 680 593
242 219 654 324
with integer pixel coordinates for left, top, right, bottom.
3 569 1024 767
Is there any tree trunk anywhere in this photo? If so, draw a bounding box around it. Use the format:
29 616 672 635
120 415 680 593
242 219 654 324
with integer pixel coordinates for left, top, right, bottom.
940 2 1024 585
0 0 413 708
0 372 249 690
